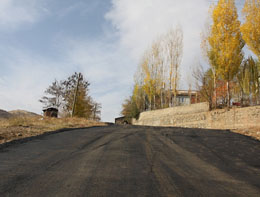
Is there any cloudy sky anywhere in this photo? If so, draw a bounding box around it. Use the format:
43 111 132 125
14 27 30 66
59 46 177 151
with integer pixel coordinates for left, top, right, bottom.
0 0 245 122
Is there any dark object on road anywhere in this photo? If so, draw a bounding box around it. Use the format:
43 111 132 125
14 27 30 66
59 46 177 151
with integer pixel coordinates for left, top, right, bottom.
115 116 129 124
105 122 115 125
43 107 58 118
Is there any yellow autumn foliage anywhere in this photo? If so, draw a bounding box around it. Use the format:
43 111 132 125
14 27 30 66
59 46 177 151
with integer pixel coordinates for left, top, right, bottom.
209 0 244 82
241 0 260 59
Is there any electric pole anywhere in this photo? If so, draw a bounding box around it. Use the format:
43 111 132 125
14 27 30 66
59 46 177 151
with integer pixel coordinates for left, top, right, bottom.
71 73 82 117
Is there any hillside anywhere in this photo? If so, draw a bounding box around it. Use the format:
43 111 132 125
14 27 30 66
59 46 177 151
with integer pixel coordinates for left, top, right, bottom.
9 110 41 118
0 109 41 119
0 110 12 119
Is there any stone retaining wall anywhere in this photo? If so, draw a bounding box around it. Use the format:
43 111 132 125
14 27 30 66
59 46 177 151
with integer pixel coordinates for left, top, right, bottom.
133 103 260 130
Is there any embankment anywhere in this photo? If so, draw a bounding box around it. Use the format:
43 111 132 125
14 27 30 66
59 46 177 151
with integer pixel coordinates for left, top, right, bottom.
133 102 260 130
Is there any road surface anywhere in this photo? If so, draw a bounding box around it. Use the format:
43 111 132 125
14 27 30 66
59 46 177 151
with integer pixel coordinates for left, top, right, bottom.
0 125 260 196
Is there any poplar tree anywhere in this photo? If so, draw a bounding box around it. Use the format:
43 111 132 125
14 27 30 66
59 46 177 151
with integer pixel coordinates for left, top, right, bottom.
241 0 260 60
241 0 260 103
141 53 155 110
201 21 218 109
208 0 244 107
237 57 260 105
121 26 183 117
164 27 183 107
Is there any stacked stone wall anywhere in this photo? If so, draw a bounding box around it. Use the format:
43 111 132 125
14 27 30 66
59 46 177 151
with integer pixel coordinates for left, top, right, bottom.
133 103 260 130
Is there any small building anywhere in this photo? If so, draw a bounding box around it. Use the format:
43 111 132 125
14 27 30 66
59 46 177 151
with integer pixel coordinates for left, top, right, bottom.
43 107 58 118
154 90 199 109
176 90 198 106
115 116 129 125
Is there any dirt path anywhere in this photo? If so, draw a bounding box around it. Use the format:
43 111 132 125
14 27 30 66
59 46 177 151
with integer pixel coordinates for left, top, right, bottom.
0 125 259 196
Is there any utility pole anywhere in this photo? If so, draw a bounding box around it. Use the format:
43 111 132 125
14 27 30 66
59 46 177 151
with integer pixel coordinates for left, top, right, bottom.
93 103 96 120
71 73 81 117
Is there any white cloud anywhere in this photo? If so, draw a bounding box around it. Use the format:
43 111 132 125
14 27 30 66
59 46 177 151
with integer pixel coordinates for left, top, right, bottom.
0 47 69 114
0 0 44 30
106 0 210 88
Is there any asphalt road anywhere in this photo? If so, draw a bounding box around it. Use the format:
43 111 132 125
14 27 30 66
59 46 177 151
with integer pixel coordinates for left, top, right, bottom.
0 125 260 197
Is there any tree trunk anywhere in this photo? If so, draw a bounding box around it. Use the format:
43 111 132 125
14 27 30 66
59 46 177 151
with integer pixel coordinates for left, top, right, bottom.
227 81 230 108
241 90 244 106
149 96 152 110
189 91 191 105
169 73 173 107
173 90 177 106
160 89 163 108
153 95 156 110
258 79 260 105
214 73 217 109
169 90 172 107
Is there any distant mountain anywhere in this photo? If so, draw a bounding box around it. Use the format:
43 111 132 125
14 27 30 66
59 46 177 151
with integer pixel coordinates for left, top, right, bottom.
0 109 12 119
9 110 41 118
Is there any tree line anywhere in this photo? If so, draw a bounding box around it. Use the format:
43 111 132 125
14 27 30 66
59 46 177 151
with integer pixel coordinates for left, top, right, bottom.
40 72 101 120
122 26 184 121
200 0 260 109
122 0 260 121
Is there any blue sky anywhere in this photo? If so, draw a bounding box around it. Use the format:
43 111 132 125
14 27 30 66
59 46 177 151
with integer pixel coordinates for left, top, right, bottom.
0 0 246 122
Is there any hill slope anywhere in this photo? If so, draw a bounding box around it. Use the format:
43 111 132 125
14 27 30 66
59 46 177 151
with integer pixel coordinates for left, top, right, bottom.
0 110 12 119
9 110 41 118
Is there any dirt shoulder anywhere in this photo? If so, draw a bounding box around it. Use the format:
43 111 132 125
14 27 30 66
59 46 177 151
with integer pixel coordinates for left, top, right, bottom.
232 127 260 141
0 117 106 144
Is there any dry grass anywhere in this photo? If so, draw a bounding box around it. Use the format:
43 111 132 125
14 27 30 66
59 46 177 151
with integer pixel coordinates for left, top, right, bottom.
0 116 106 144
232 127 260 141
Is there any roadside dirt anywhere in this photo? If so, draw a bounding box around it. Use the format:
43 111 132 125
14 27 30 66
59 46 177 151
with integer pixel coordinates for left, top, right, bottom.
0 117 106 144
232 127 260 141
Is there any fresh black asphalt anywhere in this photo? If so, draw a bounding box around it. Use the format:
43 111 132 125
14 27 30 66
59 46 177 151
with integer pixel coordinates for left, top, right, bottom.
0 125 260 196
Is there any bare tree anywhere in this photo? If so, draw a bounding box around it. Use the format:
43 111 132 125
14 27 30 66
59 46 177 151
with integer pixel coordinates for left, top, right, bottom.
123 26 184 118
39 79 65 109
40 72 101 120
201 21 218 109
192 63 214 109
163 26 183 107
92 102 102 121
187 72 193 105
